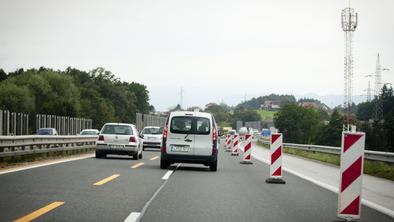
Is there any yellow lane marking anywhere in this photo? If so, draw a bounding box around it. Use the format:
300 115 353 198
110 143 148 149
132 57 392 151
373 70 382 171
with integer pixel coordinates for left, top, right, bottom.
150 156 159 160
131 162 144 169
14 201 64 222
93 174 120 186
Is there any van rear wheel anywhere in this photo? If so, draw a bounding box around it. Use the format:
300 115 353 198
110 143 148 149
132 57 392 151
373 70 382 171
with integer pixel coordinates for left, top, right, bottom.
210 160 217 172
160 158 168 169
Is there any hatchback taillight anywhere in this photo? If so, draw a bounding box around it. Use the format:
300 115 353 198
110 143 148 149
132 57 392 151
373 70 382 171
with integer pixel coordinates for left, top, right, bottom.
98 135 104 141
129 136 136 143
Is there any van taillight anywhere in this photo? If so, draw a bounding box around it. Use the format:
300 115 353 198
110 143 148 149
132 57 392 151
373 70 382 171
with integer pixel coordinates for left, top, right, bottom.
212 126 218 155
98 135 104 141
163 126 168 139
213 127 217 142
129 136 136 142
161 126 168 154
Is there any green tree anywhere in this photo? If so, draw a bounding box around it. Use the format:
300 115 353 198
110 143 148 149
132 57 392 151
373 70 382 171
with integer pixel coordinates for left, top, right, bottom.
274 104 320 144
0 69 7 81
0 81 35 112
204 104 231 126
317 109 343 146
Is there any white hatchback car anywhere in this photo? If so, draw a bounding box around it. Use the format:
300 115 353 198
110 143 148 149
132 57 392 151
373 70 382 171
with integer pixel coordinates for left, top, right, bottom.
96 123 143 160
160 111 218 171
140 126 163 150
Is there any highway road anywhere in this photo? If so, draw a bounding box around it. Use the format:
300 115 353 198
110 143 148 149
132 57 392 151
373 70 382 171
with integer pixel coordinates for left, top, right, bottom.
0 140 392 222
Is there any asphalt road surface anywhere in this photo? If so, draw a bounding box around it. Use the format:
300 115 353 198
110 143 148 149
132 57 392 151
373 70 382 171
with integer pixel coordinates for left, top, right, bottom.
0 141 392 222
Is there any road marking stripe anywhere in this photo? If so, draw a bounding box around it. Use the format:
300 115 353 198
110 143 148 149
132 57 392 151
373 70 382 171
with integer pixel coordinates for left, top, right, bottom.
124 163 181 222
162 170 174 180
0 154 94 175
13 201 64 222
150 156 159 160
123 212 140 222
93 174 120 186
131 162 144 169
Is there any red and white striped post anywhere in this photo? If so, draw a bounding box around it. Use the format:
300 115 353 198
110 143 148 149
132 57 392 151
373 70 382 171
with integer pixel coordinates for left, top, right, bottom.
226 134 232 152
337 132 365 220
224 134 230 150
265 133 285 184
240 134 253 164
231 134 239 156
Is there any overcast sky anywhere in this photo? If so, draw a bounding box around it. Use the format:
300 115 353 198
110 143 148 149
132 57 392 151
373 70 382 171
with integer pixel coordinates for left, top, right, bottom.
1 0 393 111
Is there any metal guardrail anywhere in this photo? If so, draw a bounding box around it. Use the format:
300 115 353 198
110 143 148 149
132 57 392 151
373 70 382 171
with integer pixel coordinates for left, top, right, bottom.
260 140 394 164
0 135 97 158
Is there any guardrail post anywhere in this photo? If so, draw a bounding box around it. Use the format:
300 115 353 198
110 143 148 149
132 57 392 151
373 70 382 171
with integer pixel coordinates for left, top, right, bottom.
67 117 70 135
6 110 10 136
0 109 3 135
13 112 17 135
26 114 29 135
18 113 22 135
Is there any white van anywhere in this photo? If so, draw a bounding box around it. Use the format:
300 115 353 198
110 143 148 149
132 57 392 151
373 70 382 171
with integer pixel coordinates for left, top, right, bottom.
160 111 218 171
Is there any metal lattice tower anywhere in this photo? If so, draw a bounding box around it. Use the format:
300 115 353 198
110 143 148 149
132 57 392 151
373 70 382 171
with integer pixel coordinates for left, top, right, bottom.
365 79 372 102
341 6 358 127
374 54 382 97
373 54 390 120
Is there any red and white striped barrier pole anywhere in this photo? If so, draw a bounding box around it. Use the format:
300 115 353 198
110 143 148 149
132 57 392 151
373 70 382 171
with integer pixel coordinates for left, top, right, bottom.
240 134 253 164
265 133 285 184
224 134 229 150
231 134 239 156
337 132 365 221
226 134 232 152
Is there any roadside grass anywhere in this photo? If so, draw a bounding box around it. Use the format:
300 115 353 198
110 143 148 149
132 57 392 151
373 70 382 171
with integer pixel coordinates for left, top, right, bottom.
256 109 277 120
256 140 394 181
0 148 95 169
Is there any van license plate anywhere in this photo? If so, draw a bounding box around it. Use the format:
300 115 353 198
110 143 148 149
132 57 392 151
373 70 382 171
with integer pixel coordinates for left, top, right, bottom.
170 145 190 152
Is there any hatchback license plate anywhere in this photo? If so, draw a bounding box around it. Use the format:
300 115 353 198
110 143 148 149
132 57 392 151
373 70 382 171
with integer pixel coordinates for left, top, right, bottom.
170 145 190 152
110 145 124 149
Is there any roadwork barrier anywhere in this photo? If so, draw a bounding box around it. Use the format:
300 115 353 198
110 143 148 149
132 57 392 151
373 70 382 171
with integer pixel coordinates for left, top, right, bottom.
265 133 285 184
338 132 365 220
231 134 239 156
226 134 233 152
240 134 253 164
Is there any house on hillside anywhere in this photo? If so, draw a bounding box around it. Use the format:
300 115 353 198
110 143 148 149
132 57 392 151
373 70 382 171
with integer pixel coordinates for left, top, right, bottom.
299 101 320 109
261 100 280 109
205 102 218 109
187 106 202 112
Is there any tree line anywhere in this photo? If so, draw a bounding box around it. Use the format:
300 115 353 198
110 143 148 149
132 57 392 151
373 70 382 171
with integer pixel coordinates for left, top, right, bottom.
274 84 394 152
0 67 154 129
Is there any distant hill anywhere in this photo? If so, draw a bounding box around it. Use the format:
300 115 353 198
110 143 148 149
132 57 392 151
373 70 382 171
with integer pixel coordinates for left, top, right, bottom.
236 94 296 109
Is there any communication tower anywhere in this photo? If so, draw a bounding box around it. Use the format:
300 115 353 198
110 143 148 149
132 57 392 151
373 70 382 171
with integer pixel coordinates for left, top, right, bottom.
341 6 358 129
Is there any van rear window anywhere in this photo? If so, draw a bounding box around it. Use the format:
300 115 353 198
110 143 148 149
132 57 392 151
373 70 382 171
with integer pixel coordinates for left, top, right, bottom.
170 117 210 135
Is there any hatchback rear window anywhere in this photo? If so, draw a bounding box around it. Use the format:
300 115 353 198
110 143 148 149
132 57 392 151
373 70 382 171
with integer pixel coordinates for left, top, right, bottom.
170 116 210 135
37 128 54 135
142 127 162 135
101 125 133 135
